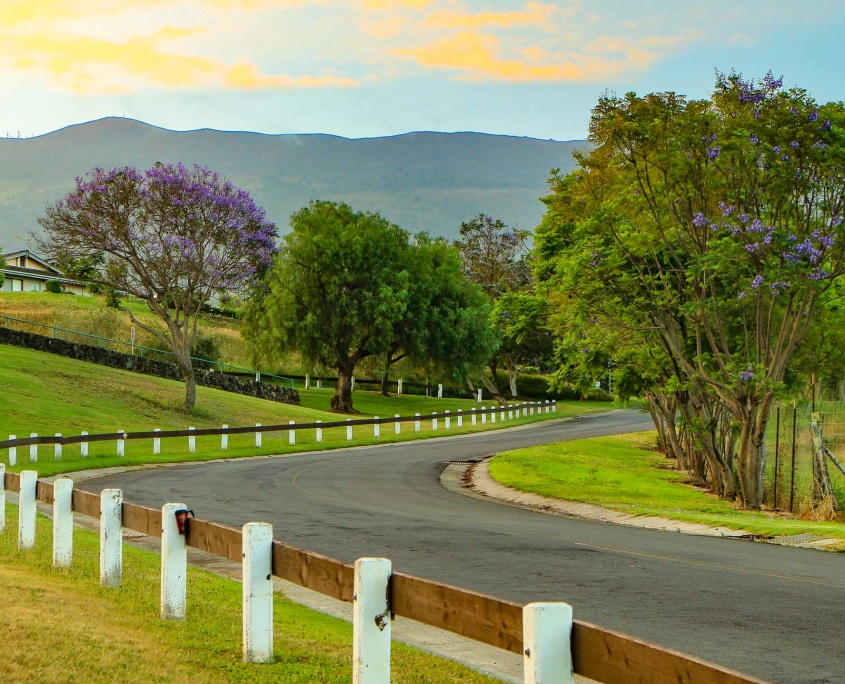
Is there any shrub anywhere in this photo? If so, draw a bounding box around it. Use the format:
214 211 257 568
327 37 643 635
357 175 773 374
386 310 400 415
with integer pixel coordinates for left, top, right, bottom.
44 279 63 294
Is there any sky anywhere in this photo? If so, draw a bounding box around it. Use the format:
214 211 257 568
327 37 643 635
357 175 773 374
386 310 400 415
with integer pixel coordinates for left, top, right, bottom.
1 1 843 142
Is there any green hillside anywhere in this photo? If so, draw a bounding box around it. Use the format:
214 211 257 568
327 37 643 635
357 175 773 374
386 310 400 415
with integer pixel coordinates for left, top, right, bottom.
0 117 585 247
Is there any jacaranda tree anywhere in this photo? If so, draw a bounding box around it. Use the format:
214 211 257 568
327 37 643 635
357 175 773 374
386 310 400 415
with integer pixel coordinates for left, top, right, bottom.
38 163 277 410
537 72 845 508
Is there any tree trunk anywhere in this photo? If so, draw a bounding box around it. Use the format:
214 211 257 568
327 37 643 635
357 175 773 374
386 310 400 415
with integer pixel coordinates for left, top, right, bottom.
734 395 772 510
507 367 518 398
380 371 390 397
174 349 196 411
331 364 355 413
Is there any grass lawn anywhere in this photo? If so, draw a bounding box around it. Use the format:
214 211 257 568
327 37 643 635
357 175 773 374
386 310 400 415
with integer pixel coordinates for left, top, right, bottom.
0 504 498 683
0 343 611 477
489 432 845 543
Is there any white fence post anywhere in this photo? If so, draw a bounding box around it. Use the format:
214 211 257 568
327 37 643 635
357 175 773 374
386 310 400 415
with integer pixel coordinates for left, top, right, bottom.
457 410 463 427
316 420 323 443
437 383 443 399
305 374 310 390
373 418 380 438
161 502 187 619
397 379 402 396
154 428 161 455
221 425 228 450
523 602 574 684
353 557 392 684
351 376 355 391
29 432 37 462
288 421 296 446
509 407 514 420
53 478 74 568
501 406 505 421
471 408 476 425
8 435 15 466
255 424 262 448
481 408 487 424
414 413 421 432
432 413 438 431
243 522 274 663
100 488 123 588
117 430 125 457
347 419 353 441
0 463 4 532
316 378 322 389
188 427 196 453
491 408 496 424
553 401 557 413
477 388 482 402
394 415 400 435
545 400 550 414
54 433 62 460
530 405 534 416
18 469 37 549
81 431 89 457
445 410 451 429
523 405 528 417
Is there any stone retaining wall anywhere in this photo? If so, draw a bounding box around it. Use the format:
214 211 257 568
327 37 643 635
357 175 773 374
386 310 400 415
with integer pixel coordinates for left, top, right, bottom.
0 327 300 406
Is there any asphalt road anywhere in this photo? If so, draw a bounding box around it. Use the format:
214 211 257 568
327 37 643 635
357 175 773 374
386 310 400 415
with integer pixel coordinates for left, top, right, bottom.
82 410 845 684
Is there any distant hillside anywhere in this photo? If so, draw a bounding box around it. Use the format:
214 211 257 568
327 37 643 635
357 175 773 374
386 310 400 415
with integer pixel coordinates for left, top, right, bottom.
0 118 585 248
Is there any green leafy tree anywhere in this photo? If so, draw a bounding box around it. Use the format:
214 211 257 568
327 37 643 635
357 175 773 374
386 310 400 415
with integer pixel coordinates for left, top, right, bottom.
245 201 412 413
538 72 845 508
378 234 497 394
490 292 553 397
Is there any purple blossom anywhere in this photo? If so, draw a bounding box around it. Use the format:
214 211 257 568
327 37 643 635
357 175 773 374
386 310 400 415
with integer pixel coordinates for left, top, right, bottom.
719 202 734 217
810 268 829 281
831 216 843 228
692 212 707 228
772 146 781 153
813 141 828 150
708 146 721 160
749 133 759 144
752 275 764 289
748 218 765 233
808 109 819 122
790 141 799 148
745 243 760 253
821 119 832 131
738 291 747 299
738 213 750 224
740 367 755 382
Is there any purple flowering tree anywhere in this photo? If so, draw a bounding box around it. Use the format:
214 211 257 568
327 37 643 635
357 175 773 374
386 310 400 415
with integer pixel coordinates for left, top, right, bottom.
454 213 534 393
37 163 277 410
537 72 845 509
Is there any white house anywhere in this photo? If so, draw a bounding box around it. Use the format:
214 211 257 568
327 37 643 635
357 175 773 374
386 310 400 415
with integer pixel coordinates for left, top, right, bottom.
1 249 91 296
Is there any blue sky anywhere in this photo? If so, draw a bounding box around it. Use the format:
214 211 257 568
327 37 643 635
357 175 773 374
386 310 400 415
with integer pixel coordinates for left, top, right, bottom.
1 1 843 141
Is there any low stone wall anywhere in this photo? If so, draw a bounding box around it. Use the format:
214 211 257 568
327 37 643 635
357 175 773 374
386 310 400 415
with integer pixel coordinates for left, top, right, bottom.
0 327 300 406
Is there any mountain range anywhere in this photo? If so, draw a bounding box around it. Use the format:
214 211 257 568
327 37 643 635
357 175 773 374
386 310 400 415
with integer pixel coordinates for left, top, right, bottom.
0 117 585 249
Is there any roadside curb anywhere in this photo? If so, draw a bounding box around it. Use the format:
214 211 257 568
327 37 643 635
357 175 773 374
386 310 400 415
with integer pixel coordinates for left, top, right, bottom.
443 459 843 551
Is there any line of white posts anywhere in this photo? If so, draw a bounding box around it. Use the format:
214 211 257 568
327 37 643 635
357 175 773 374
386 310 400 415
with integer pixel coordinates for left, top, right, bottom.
6 402 556 464
4 467 574 682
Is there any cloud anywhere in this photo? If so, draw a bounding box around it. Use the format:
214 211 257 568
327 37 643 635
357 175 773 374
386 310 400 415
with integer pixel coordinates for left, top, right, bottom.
0 1 357 93
422 2 557 30
393 30 663 82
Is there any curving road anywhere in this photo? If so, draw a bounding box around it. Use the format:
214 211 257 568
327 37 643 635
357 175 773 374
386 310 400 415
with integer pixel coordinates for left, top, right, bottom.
82 410 845 684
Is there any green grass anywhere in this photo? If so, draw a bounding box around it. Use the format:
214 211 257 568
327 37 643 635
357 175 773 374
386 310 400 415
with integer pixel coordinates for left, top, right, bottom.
0 503 498 683
489 432 845 541
0 343 608 477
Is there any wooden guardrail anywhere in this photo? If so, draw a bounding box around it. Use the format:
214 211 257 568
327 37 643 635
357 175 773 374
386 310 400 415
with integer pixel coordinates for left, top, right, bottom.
3 469 769 684
0 401 552 451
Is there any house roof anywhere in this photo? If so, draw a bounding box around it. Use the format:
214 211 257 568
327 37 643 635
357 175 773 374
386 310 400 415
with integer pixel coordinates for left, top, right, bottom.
2 249 62 275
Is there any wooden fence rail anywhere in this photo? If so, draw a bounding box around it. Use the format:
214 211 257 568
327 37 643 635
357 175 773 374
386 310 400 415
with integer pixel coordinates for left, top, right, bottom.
2 468 769 684
0 401 554 450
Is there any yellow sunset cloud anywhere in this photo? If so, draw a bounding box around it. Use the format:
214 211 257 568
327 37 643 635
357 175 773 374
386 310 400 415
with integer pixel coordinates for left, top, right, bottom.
393 31 662 82
422 2 556 30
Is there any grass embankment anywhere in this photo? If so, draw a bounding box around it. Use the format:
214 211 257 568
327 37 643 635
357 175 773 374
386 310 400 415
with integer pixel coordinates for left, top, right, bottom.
0 505 497 683
489 432 845 542
0 344 609 478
